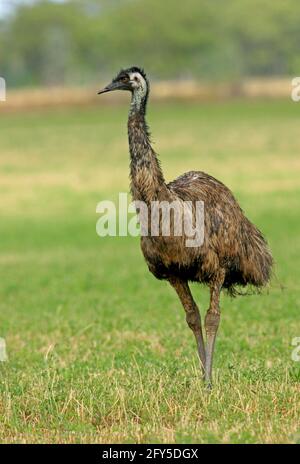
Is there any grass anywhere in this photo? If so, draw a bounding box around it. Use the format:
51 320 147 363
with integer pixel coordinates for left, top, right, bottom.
0 99 299 443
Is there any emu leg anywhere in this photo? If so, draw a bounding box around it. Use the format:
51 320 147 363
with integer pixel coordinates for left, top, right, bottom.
169 278 206 373
204 270 225 386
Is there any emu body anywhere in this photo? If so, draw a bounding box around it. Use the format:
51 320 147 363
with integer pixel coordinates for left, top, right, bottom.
98 67 273 385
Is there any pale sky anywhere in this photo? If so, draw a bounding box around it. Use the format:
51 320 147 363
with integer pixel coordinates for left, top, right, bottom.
0 1 34 18
0 0 66 18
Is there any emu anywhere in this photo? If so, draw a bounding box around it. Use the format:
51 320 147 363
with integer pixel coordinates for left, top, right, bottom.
98 67 273 385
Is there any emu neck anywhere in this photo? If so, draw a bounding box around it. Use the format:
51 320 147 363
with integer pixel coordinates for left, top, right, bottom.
128 91 165 203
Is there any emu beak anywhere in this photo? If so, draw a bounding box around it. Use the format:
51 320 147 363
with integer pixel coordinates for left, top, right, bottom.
97 81 119 95
97 87 110 95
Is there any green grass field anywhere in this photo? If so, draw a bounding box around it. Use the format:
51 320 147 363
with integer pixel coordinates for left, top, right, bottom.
0 100 299 443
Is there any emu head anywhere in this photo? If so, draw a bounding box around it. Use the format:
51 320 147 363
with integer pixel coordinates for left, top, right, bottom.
98 67 149 99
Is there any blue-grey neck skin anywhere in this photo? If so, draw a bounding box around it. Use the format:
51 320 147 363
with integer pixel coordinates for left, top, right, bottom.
129 86 149 117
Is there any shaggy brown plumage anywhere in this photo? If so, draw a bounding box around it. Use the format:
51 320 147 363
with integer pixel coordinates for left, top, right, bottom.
98 67 273 385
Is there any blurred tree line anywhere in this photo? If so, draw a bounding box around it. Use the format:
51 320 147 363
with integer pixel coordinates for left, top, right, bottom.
1 0 300 87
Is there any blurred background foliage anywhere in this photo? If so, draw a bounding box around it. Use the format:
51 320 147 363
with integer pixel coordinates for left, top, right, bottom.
1 0 300 88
